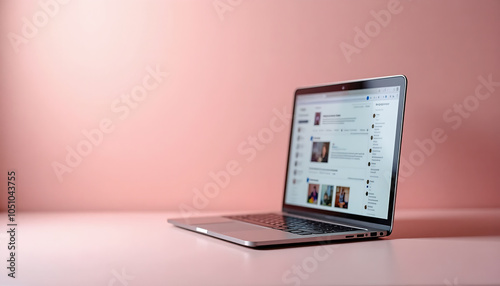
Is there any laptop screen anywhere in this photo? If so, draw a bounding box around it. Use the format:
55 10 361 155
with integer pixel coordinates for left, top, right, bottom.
283 76 407 224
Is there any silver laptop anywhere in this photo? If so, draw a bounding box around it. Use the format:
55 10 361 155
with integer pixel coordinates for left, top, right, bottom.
169 75 407 247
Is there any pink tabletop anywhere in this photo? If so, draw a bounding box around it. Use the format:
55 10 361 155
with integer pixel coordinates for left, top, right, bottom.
1 209 499 285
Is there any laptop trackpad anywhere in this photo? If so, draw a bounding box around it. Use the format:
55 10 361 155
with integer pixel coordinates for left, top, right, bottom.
197 221 265 232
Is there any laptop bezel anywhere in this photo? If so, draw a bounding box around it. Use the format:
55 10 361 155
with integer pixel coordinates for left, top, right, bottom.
281 75 407 227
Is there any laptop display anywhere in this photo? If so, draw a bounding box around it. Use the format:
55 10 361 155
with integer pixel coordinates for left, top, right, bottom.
283 76 407 224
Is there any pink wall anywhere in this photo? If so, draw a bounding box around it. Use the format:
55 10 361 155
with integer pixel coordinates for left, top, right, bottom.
1 0 499 212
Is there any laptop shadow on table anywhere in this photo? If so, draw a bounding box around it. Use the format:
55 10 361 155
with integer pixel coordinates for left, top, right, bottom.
255 237 380 250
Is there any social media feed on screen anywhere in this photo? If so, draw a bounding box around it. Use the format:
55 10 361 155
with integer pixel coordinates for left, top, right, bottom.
285 86 401 219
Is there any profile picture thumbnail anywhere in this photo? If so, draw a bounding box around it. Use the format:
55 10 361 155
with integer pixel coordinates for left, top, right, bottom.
311 142 330 163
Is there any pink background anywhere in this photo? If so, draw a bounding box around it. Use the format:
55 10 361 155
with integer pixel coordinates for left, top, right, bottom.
0 0 499 212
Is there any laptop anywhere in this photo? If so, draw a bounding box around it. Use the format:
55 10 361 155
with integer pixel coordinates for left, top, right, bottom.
168 75 407 247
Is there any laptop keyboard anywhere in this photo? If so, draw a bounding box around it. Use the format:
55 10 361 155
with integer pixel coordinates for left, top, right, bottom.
226 213 359 235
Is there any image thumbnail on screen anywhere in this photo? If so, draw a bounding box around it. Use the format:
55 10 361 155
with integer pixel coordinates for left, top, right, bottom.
311 142 330 163
334 186 350 209
307 184 320 204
